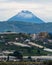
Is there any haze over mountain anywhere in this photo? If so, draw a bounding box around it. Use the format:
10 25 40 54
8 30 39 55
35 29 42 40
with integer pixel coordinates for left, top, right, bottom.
0 21 52 33
8 10 44 23
0 10 52 33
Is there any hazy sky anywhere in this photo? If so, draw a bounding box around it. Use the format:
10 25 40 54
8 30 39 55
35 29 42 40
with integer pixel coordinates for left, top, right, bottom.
0 0 52 22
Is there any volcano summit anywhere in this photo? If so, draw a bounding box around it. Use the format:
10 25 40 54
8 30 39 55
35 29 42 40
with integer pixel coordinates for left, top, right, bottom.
8 10 44 23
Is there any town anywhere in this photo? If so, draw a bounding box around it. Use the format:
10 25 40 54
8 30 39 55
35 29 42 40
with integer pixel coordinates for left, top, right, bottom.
0 31 52 63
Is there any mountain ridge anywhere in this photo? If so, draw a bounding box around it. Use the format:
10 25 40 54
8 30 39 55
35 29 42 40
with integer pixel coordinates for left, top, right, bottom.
0 21 52 33
0 10 52 33
8 10 44 23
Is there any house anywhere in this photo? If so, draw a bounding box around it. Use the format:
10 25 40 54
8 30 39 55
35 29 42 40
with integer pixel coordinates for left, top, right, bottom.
48 39 52 43
23 39 30 44
30 34 38 41
2 50 13 56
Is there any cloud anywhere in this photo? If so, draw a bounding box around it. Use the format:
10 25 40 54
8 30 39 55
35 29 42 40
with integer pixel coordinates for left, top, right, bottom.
0 0 52 22
0 0 52 3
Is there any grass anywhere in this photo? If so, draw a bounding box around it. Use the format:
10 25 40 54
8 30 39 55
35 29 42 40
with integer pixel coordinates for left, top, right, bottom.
0 42 52 56
0 61 42 65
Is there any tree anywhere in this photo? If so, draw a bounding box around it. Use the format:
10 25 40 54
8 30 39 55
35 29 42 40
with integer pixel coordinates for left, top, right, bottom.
43 60 52 65
28 56 32 61
7 51 23 61
37 48 40 55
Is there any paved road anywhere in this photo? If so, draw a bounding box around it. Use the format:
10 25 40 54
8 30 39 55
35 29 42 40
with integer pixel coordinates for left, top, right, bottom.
13 42 52 52
28 42 43 48
13 42 30 47
23 56 52 60
0 56 52 60
44 48 52 52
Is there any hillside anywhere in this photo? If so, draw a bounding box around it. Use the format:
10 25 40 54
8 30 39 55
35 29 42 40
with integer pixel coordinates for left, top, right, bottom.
0 32 52 56
0 21 52 33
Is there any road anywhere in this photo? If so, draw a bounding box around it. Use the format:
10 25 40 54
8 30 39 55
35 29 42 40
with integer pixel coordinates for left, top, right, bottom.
28 42 43 48
13 42 30 47
28 42 52 52
12 42 52 52
0 56 52 61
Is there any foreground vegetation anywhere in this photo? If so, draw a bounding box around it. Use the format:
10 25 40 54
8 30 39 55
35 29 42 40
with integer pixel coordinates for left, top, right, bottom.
0 60 52 65
0 42 51 56
0 62 43 65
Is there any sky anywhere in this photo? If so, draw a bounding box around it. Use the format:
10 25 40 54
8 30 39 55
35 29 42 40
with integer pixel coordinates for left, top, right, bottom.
0 0 52 22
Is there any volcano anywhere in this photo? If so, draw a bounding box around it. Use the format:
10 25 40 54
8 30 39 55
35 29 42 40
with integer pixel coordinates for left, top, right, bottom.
8 10 44 23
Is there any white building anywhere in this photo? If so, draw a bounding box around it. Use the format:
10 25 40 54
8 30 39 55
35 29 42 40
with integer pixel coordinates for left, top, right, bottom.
30 34 38 40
